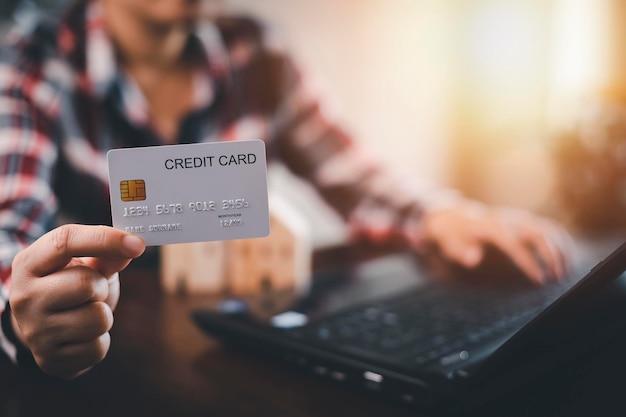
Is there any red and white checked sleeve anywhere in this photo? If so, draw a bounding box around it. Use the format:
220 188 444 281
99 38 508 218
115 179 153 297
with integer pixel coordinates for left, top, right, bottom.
0 60 59 362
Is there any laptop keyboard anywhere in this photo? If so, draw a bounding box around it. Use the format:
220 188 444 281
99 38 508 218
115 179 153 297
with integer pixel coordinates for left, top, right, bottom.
284 281 571 369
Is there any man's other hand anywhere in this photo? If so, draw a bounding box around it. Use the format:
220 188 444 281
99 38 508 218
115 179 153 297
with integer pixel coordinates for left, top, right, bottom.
408 202 570 285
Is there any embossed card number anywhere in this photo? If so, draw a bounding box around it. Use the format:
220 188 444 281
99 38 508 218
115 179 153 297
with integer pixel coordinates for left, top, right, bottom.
107 140 270 246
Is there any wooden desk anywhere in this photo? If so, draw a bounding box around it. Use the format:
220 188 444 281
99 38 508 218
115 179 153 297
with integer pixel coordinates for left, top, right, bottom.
1 247 626 417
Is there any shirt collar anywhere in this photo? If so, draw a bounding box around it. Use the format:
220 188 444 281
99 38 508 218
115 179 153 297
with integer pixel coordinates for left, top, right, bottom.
83 1 229 103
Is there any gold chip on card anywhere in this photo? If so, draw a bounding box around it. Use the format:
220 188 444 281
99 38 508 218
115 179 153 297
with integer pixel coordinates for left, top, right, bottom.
120 179 146 201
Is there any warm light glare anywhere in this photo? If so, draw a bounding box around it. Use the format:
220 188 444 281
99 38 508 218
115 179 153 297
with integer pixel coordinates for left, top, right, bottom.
467 2 542 88
550 0 609 97
225 0 621 216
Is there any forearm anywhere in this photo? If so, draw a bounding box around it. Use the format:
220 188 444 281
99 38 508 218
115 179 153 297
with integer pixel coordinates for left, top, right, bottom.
269 54 442 232
274 119 446 241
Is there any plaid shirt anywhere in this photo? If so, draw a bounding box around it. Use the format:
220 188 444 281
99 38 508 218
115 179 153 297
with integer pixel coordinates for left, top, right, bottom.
0 0 439 362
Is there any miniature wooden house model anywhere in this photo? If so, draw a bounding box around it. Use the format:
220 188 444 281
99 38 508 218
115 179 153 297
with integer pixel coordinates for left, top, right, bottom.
160 194 311 296
160 240 226 294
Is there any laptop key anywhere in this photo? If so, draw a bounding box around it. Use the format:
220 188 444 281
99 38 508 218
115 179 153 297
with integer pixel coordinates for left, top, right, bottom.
284 278 573 370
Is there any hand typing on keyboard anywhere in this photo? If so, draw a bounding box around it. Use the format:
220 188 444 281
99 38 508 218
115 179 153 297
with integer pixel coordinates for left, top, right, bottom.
403 200 571 286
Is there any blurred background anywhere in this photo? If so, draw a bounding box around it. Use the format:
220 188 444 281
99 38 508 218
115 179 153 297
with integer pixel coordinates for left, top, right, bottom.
3 0 626 246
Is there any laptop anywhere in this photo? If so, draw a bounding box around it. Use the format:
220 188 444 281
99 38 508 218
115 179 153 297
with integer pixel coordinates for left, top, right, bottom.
191 239 626 412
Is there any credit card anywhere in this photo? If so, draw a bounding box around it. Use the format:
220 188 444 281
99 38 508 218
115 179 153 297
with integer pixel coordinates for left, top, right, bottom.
107 140 270 246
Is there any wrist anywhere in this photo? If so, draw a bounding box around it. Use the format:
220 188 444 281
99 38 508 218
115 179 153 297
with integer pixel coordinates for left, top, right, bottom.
1 303 37 368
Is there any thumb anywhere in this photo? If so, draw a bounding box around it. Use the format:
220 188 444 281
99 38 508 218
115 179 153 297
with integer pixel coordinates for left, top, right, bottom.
81 256 134 278
81 234 145 277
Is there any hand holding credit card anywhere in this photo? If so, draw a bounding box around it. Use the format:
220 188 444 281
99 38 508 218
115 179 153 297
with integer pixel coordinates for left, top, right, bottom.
107 140 270 246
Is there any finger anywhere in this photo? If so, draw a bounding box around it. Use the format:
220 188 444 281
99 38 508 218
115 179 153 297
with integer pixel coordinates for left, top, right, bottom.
105 272 120 310
543 220 573 275
438 238 484 269
17 225 145 277
482 229 545 285
518 225 564 281
39 266 109 312
37 332 111 380
45 301 113 345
